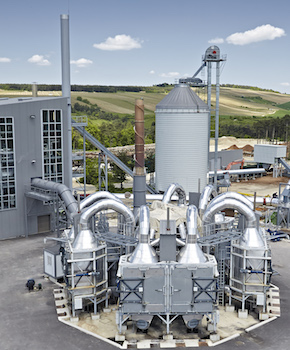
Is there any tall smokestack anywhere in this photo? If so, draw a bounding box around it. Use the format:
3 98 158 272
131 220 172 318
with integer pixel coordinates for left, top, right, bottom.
133 99 146 213
60 14 72 189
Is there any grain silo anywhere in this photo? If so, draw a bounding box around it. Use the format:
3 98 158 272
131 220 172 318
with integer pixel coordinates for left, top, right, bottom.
155 83 209 194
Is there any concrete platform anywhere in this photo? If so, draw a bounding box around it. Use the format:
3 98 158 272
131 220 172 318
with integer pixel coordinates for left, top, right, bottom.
1 232 290 350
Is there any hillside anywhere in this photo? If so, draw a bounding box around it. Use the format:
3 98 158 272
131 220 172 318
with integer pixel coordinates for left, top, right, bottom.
1 85 290 117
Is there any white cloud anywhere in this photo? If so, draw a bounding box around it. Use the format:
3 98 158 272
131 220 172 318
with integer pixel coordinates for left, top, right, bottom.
93 34 142 51
71 58 93 68
160 72 180 78
149 70 155 74
208 37 224 44
28 54 51 66
281 82 290 86
226 24 285 45
0 57 11 63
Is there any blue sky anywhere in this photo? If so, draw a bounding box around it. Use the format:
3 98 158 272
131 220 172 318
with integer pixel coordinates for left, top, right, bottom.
1 0 290 93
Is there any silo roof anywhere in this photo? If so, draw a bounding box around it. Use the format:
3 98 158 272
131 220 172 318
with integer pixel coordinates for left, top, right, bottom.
156 83 209 111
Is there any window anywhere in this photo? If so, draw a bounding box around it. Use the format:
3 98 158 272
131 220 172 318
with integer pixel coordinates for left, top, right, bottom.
0 117 16 210
41 110 63 183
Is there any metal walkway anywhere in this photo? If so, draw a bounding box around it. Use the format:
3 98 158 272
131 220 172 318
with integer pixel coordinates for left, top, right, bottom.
72 119 157 194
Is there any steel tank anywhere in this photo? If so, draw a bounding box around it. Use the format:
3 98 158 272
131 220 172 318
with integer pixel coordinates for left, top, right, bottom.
155 84 209 195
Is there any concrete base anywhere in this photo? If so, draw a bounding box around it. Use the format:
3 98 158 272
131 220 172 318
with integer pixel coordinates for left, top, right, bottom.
115 333 125 341
160 340 176 348
210 333 221 342
70 316 79 322
225 304 235 312
163 334 173 341
238 309 248 319
91 313 100 320
103 308 111 313
259 312 269 321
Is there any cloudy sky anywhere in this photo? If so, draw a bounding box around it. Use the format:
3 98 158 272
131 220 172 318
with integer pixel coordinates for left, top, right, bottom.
0 0 289 92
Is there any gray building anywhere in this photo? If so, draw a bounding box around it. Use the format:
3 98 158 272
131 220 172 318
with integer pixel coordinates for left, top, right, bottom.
0 97 70 239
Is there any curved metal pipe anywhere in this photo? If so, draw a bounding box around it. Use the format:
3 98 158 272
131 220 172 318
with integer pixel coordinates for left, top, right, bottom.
162 183 186 206
31 178 78 218
80 199 134 234
138 205 150 240
203 198 257 229
206 191 254 211
80 191 122 211
199 185 217 216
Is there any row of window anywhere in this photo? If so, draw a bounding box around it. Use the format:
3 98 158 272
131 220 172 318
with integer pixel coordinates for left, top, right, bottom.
0 109 64 211
0 117 16 210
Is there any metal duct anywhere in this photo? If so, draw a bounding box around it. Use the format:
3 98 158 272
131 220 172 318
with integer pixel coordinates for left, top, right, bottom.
80 191 122 211
202 197 256 229
199 184 217 216
129 206 157 264
178 205 206 264
178 222 187 240
206 191 254 211
31 178 78 218
203 197 265 248
162 183 186 206
79 199 134 234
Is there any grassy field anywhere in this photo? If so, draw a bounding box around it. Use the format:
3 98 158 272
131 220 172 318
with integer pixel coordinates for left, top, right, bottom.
1 86 290 118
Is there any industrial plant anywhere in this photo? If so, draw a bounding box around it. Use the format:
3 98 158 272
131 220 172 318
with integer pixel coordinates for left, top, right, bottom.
1 14 289 350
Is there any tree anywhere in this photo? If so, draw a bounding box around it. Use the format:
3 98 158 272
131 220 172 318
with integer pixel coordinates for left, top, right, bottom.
110 152 133 189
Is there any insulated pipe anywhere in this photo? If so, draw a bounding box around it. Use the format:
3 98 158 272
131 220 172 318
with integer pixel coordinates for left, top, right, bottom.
129 205 157 264
79 199 134 234
162 183 186 206
186 205 199 238
31 178 78 217
80 191 122 211
206 191 254 211
199 185 217 216
202 198 257 229
178 222 187 240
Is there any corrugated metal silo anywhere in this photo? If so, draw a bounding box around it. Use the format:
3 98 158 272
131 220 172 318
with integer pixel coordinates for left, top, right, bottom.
155 83 209 194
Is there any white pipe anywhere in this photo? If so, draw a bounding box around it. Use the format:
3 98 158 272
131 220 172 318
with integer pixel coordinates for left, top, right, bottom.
207 191 254 211
162 183 186 206
79 199 134 234
199 184 217 216
80 191 122 211
203 197 257 228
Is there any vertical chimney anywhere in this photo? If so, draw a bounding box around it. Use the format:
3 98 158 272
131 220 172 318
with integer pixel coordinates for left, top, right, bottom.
32 82 38 97
133 99 146 213
60 14 72 189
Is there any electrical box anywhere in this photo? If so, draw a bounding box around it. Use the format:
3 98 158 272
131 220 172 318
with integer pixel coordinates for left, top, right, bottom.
43 245 63 279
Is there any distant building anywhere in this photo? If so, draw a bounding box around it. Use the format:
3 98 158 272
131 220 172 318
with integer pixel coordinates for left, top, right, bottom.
0 97 70 239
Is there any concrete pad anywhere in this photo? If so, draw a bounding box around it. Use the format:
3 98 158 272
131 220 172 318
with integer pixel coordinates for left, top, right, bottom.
225 304 235 312
259 312 269 320
160 340 176 348
70 316 79 322
163 334 173 340
238 309 248 319
115 333 125 342
91 313 100 320
184 339 199 347
103 308 112 313
210 333 220 342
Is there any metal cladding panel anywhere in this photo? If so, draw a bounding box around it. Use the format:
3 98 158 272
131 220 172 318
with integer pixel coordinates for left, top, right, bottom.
155 111 209 194
254 144 287 164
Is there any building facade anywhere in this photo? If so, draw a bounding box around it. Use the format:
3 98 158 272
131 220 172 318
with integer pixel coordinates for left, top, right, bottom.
0 97 70 239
